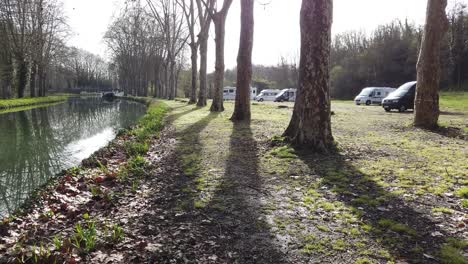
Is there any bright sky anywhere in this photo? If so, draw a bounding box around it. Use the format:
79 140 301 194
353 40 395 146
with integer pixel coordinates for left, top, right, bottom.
63 0 466 69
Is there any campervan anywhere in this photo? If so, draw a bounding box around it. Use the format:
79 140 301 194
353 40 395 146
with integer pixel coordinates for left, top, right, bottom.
275 88 297 102
354 87 396 105
254 89 280 102
382 81 417 112
223 87 258 100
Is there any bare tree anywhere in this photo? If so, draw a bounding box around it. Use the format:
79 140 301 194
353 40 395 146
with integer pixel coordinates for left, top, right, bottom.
414 0 449 128
283 0 334 152
177 0 198 103
203 0 233 112
0 19 13 99
231 0 254 121
147 0 188 99
196 0 214 106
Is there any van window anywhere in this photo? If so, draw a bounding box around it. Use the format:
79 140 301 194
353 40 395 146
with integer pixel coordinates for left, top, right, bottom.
377 92 381 96
229 89 234 93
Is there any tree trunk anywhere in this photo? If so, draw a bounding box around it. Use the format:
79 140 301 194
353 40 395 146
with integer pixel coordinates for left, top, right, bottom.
189 44 198 104
210 14 228 112
16 57 28 98
414 0 449 129
231 0 254 121
30 63 37 98
197 26 210 107
283 0 334 152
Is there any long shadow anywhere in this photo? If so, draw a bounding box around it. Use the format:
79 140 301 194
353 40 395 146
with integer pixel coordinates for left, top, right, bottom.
203 121 285 263
165 106 203 125
295 149 451 263
140 112 222 262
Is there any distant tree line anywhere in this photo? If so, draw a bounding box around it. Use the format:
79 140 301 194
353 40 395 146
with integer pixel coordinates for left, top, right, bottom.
105 1 188 98
219 3 468 99
329 3 467 99
0 0 112 99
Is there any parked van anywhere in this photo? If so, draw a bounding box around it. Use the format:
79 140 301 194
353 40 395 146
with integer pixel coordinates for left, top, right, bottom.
354 87 396 105
382 81 417 112
223 87 236 100
255 89 280 102
275 88 297 102
223 87 258 100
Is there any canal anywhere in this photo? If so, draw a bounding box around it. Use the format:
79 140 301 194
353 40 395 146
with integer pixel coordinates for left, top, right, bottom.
0 97 147 217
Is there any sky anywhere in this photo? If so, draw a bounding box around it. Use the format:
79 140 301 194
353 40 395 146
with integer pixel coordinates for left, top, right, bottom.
63 0 466 70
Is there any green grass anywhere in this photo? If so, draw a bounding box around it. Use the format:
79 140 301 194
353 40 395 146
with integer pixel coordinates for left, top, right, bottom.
440 92 468 112
378 219 416 236
432 207 455 215
0 95 69 110
440 238 468 264
161 99 466 263
456 187 468 198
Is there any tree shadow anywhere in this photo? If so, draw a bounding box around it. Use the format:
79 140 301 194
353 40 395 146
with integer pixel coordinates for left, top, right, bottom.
202 121 286 263
295 149 450 263
165 106 203 125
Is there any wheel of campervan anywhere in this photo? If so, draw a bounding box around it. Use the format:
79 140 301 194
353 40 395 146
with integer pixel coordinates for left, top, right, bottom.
259 98 264 102
398 105 406 112
366 100 371 105
385 108 391 112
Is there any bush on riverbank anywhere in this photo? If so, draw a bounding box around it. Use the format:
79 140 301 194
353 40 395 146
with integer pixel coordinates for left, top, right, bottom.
0 96 69 110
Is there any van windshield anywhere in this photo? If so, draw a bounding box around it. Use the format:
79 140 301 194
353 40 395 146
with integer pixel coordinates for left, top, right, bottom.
358 88 374 96
392 82 415 97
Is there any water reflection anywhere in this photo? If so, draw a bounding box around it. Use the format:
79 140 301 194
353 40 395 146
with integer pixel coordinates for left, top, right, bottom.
0 97 146 217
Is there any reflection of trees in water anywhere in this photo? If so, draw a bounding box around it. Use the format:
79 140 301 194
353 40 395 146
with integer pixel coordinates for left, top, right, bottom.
0 98 146 216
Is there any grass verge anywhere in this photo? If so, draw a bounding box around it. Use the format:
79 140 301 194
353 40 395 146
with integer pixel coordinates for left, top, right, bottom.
0 95 70 111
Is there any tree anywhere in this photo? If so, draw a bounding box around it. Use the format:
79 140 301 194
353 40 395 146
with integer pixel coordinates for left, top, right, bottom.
178 0 198 104
206 0 233 112
414 0 449 129
0 20 13 99
196 0 214 106
231 0 254 121
147 0 188 99
283 0 334 152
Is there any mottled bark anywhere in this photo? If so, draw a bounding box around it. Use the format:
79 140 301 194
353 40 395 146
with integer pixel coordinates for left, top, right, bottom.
231 0 254 121
210 0 233 112
414 0 449 129
197 26 210 107
189 44 198 104
283 0 334 152
30 63 37 97
16 57 28 98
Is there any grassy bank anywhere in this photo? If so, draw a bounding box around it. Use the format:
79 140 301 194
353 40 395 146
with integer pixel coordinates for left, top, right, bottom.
0 95 70 111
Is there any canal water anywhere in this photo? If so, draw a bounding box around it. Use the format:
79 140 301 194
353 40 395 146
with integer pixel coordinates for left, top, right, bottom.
0 97 147 217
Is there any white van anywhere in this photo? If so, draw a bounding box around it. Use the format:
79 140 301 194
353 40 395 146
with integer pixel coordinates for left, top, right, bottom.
223 87 258 100
254 89 280 102
275 88 297 102
354 87 396 105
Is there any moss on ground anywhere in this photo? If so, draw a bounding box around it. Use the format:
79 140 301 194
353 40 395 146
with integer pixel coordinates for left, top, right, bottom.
162 98 467 263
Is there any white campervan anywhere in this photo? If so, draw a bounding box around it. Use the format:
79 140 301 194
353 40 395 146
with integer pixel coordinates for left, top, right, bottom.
223 87 258 100
254 89 280 102
223 87 236 100
275 88 297 102
354 87 396 105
